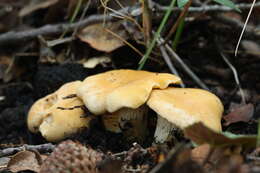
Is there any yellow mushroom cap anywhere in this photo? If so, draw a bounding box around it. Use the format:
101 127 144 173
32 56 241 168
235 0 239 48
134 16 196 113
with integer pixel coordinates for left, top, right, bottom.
27 81 91 142
77 69 181 115
147 88 223 132
39 96 90 142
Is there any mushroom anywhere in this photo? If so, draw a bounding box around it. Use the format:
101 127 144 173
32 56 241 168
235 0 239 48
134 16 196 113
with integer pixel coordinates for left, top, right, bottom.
77 69 181 141
27 81 91 142
147 88 224 143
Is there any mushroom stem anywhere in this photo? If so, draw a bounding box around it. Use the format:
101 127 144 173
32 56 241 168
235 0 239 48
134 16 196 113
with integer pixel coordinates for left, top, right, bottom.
102 105 148 142
154 115 174 143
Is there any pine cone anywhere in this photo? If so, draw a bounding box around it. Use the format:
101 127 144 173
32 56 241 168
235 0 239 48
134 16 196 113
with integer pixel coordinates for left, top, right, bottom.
40 140 105 173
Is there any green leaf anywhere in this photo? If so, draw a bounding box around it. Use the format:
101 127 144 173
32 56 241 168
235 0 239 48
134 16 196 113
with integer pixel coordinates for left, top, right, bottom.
213 0 241 12
177 0 189 8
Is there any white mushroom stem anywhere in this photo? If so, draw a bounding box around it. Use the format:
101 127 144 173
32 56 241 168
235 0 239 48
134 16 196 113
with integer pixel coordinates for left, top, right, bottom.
102 105 148 141
154 115 175 143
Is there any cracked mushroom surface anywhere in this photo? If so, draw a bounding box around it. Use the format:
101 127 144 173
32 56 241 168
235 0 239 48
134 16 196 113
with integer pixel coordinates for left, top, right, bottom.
77 69 181 114
77 69 181 141
147 88 224 143
27 81 91 142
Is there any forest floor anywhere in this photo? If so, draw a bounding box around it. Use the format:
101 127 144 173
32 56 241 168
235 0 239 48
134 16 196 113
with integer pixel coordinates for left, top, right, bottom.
0 0 260 172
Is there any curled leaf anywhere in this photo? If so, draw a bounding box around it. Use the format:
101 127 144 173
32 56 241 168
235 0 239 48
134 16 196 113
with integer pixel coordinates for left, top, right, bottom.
184 122 256 149
7 151 42 172
78 22 128 52
224 103 254 126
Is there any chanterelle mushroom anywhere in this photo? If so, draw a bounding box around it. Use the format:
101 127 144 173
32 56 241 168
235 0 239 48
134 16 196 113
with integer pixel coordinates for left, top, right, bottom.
77 69 181 141
27 81 91 142
147 88 224 143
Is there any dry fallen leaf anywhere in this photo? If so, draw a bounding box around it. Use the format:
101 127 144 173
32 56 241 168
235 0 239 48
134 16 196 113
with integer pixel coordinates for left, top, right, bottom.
83 56 111 68
78 22 128 52
184 122 257 149
191 144 212 164
214 154 249 173
224 103 254 126
0 157 10 171
7 150 42 173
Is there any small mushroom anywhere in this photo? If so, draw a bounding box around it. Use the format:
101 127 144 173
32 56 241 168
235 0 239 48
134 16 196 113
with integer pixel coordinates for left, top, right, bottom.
27 81 91 142
147 88 224 143
77 70 181 141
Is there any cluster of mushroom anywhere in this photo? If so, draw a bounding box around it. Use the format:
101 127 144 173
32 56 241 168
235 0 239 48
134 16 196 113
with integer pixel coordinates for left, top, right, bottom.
27 69 224 143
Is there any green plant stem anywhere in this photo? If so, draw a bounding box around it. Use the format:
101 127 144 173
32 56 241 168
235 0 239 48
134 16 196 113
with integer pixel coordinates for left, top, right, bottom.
138 0 177 70
70 0 83 23
172 15 185 51
60 0 83 38
257 119 260 147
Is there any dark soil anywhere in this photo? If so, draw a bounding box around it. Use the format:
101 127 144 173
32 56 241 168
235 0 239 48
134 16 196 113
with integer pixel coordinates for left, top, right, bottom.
0 0 260 172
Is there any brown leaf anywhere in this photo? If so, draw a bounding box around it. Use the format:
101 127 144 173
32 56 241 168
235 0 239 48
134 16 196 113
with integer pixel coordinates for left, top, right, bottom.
184 122 256 149
191 144 250 173
82 56 111 68
223 103 254 126
78 22 128 52
191 144 212 164
0 157 10 171
191 144 229 166
7 151 42 172
215 155 249 173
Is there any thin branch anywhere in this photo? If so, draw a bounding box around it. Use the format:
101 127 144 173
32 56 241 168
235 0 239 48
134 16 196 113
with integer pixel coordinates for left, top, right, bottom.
104 28 144 57
1 2 259 46
220 51 245 104
0 5 141 45
235 0 256 56
153 1 260 13
0 143 55 157
159 37 209 90
157 39 185 88
215 39 246 104
214 14 260 40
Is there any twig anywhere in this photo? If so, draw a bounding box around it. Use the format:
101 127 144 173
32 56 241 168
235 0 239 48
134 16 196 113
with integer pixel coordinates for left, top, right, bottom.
104 28 143 57
112 151 127 157
123 167 141 172
0 143 55 157
214 14 260 40
235 0 256 56
159 37 209 90
152 1 260 13
0 5 141 45
46 37 75 47
150 144 189 173
72 0 92 36
216 43 246 104
142 0 152 45
158 39 185 88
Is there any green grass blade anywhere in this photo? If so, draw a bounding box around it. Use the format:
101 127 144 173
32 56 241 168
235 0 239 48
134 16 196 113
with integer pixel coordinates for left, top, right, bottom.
172 15 185 51
138 0 177 70
257 119 260 147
